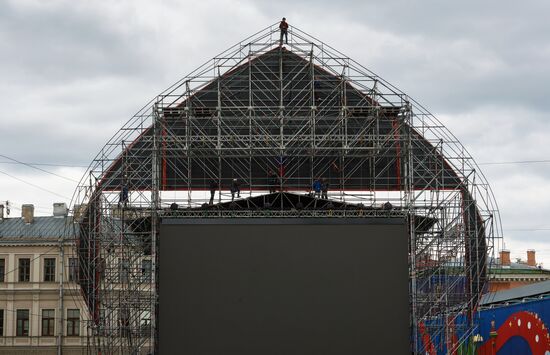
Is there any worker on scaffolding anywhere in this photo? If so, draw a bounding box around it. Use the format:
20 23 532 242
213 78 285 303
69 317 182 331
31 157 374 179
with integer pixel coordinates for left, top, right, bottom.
312 178 322 198
230 178 241 201
118 184 129 208
209 179 218 205
279 18 289 45
268 170 278 193
321 178 329 199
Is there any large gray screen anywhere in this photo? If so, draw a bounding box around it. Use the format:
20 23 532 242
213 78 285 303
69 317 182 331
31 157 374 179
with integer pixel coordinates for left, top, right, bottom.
160 218 409 354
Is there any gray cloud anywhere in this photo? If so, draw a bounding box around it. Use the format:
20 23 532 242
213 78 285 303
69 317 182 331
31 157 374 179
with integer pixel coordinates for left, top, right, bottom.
0 0 549 264
0 1 156 84
252 1 550 113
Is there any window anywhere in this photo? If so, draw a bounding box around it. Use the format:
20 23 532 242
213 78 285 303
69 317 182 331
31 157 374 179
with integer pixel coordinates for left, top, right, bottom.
44 258 56 282
42 309 55 336
16 310 29 336
142 259 152 282
67 309 79 336
0 259 4 282
18 258 30 282
0 310 4 336
68 258 78 282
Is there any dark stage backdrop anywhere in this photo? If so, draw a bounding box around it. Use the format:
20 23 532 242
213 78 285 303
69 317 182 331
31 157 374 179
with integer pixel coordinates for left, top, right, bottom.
160 218 409 354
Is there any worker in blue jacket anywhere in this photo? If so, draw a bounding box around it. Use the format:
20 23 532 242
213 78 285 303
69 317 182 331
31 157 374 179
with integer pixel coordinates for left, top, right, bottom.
312 178 322 198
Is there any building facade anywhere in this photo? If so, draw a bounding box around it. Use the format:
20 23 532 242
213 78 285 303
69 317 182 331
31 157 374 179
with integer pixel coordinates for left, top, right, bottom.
488 249 550 292
0 203 88 354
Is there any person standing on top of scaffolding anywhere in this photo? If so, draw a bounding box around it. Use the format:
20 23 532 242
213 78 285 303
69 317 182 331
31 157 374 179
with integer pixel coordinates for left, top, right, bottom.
279 18 288 45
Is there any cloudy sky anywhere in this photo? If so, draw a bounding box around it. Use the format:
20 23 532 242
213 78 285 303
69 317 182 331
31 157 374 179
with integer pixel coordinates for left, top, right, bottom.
1 0 549 265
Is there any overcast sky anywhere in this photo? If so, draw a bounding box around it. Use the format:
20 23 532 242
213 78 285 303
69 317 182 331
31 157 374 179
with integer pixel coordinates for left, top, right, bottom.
1 0 549 265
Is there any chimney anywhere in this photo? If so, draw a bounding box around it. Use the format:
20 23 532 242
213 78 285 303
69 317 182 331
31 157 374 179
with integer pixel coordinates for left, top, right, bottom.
527 249 536 267
0 204 3 220
53 202 68 217
21 204 34 224
500 250 511 266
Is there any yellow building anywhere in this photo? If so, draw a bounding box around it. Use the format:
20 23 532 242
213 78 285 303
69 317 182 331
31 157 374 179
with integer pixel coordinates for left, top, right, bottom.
0 203 88 354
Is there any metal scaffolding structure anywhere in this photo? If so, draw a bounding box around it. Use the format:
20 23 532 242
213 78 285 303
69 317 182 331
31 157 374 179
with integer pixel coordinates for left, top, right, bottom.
71 24 503 354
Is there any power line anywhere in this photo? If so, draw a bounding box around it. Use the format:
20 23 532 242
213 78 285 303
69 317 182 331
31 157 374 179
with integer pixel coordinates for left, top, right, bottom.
0 154 80 182
0 169 71 200
479 159 550 166
1 156 548 170
0 161 87 168
6 201 55 215
504 228 550 232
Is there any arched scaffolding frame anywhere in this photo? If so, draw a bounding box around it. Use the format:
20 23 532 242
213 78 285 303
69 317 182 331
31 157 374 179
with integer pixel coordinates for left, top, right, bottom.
70 24 503 354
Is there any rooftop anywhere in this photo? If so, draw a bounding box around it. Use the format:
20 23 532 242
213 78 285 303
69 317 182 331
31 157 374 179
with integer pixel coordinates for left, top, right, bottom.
491 262 549 274
481 279 550 306
0 215 74 240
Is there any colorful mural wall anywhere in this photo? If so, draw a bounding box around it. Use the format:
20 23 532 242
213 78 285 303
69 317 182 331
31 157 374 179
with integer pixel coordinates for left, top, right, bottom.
421 298 550 354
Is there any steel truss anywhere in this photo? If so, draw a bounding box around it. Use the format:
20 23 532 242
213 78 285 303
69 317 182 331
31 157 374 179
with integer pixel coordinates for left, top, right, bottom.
72 24 503 354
